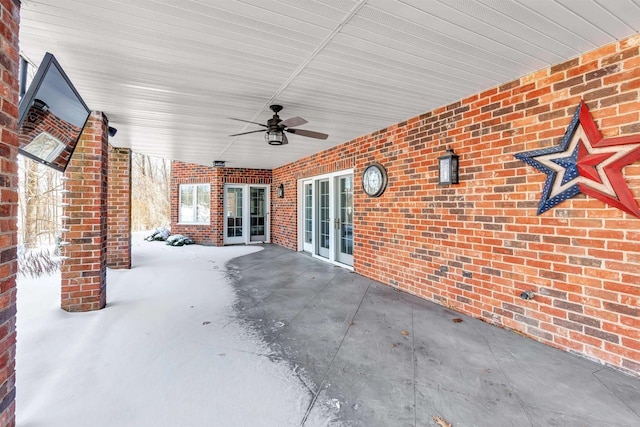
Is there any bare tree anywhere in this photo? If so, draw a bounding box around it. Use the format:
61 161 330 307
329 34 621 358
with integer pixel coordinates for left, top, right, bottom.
16 150 171 277
18 156 62 248
17 156 63 277
131 152 170 231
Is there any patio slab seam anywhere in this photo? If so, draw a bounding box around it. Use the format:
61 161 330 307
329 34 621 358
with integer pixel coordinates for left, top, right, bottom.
226 245 640 427
300 280 372 426
592 367 640 418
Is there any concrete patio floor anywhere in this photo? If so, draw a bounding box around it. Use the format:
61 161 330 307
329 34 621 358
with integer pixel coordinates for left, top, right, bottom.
228 244 640 427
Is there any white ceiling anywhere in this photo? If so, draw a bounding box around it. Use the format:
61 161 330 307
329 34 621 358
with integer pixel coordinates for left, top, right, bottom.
19 0 640 169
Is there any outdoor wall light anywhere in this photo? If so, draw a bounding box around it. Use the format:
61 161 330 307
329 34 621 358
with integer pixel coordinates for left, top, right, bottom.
277 183 284 198
108 126 118 137
265 130 284 145
438 148 459 185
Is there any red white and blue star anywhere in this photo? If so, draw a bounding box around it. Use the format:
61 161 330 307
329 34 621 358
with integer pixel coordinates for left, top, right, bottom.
515 101 640 218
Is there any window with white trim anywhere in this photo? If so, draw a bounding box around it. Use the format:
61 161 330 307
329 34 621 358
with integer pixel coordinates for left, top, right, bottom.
179 184 210 224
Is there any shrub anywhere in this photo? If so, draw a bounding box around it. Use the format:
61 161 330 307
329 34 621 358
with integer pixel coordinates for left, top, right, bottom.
18 245 60 278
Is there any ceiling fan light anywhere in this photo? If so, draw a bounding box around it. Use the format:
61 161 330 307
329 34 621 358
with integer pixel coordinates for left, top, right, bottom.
265 130 284 145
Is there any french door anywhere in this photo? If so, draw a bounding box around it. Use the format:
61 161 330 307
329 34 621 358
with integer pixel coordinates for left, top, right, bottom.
224 184 270 245
318 179 330 258
249 187 267 242
300 170 354 268
336 175 354 265
302 181 313 253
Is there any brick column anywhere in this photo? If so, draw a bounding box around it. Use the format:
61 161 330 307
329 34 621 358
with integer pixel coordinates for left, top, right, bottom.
212 170 223 246
61 112 109 312
107 145 131 269
0 1 20 425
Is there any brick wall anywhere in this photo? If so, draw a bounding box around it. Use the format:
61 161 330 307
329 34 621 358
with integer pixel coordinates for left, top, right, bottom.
271 150 356 248
272 34 640 376
18 103 83 171
170 162 271 245
61 112 109 312
107 145 131 269
0 1 20 424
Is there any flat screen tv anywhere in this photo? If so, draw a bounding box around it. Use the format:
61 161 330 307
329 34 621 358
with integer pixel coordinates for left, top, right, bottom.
18 52 91 172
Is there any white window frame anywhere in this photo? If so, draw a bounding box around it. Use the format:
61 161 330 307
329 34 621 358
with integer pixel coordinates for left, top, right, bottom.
178 183 210 225
297 169 354 270
223 183 271 245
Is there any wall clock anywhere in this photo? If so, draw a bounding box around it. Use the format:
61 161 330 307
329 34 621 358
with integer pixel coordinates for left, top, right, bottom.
362 162 388 197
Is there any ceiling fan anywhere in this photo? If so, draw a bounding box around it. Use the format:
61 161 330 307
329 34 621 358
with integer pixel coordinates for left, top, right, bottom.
229 104 329 145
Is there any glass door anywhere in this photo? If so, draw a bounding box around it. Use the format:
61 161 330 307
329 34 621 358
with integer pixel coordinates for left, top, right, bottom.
336 175 353 266
299 171 353 267
250 187 267 242
224 184 270 245
302 180 313 253
317 179 330 258
224 186 244 244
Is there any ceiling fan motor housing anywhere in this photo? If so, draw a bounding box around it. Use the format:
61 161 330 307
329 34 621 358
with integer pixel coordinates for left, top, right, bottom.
266 104 286 144
267 117 282 129
229 104 327 144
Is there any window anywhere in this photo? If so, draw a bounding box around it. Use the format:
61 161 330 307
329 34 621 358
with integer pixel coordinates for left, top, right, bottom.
179 184 210 224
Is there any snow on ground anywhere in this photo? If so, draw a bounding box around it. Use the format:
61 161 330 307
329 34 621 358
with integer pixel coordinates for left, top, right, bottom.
16 233 333 427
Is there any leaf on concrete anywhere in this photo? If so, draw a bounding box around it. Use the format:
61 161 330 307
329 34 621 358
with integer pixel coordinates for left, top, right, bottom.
401 330 409 336
433 415 452 427
452 318 463 323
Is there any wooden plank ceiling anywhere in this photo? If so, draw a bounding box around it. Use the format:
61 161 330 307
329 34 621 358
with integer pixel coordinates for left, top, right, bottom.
19 0 640 168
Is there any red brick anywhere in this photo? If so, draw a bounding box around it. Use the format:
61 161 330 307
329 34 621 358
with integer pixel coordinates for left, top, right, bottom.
174 33 640 377
0 1 19 423
170 164 273 245
61 113 108 311
107 146 131 269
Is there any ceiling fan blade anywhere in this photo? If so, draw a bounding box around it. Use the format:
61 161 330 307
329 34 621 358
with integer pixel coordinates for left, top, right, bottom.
286 128 329 140
229 129 265 137
280 116 307 128
228 117 268 127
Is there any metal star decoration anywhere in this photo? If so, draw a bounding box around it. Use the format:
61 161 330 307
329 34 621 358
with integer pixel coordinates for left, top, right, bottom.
514 101 640 218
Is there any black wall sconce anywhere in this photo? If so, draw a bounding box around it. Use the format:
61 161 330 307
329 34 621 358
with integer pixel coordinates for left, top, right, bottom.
438 148 459 185
277 183 284 198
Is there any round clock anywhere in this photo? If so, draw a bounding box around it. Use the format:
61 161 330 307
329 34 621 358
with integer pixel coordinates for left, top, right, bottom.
362 163 388 197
